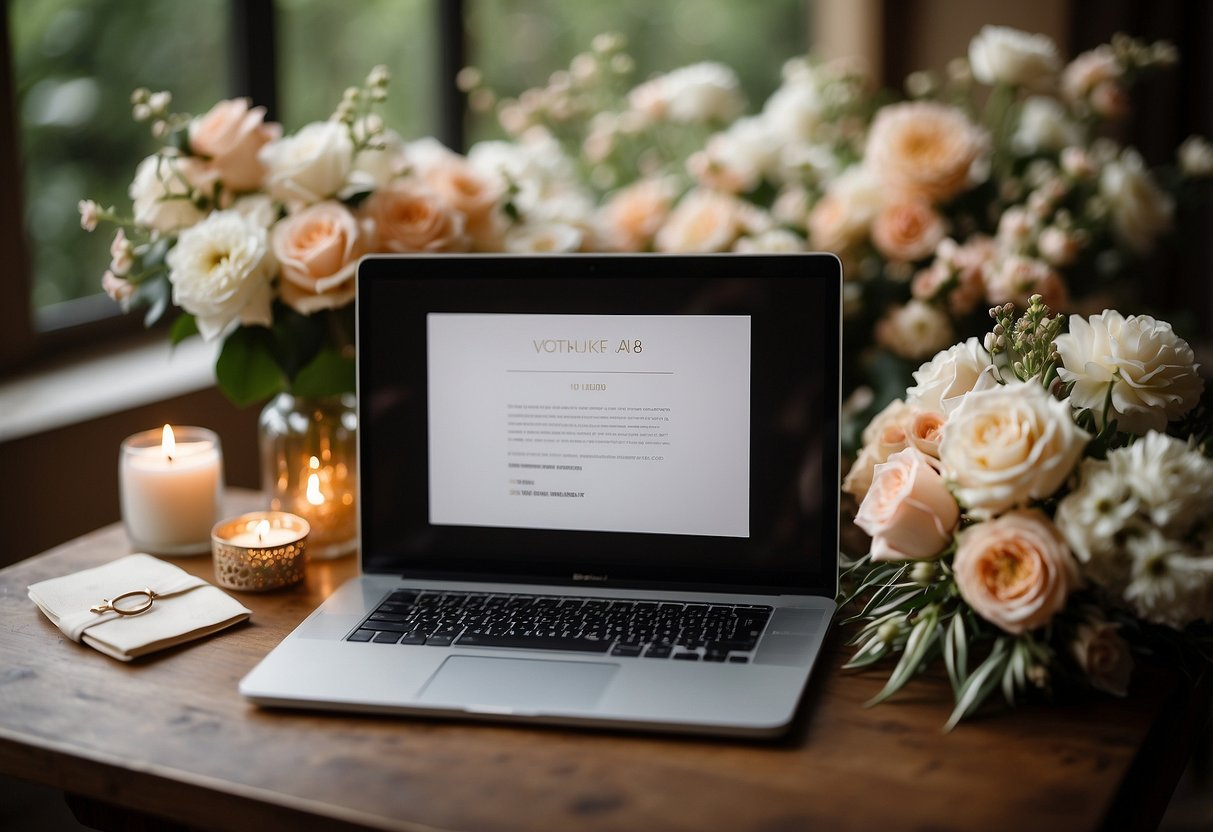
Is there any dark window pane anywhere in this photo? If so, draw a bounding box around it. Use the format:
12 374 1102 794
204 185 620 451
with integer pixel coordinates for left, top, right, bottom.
277 0 434 139
10 0 227 319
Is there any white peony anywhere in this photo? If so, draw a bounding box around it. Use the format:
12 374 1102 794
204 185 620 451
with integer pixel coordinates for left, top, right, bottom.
968 25 1061 88
905 337 995 415
939 380 1087 518
165 210 273 341
129 153 206 233
1099 149 1174 254
259 120 353 208
1055 310 1203 434
1011 97 1083 155
628 62 746 125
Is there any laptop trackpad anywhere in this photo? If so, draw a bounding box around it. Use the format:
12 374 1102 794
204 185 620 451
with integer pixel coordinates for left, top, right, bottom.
418 656 618 713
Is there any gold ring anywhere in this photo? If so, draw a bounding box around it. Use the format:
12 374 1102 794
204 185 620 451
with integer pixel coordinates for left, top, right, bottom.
90 588 158 616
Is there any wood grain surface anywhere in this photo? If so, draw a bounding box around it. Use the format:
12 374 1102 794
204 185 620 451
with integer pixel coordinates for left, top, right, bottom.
0 490 1202 832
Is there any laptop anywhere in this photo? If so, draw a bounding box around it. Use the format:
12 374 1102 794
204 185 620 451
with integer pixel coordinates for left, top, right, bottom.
240 252 842 738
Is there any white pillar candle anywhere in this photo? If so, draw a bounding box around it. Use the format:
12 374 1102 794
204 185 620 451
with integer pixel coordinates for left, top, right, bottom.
120 425 223 555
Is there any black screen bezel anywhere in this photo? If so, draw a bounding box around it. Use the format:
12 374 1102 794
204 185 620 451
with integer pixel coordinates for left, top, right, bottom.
355 253 841 596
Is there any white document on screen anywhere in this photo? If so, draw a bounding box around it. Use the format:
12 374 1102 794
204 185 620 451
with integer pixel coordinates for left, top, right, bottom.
426 313 751 538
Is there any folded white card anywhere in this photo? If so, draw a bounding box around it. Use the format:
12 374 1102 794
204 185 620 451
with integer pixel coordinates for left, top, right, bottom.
27 553 251 661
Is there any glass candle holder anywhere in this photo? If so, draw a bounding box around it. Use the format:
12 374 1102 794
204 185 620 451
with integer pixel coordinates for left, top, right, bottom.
259 393 357 559
119 425 223 555
212 511 310 591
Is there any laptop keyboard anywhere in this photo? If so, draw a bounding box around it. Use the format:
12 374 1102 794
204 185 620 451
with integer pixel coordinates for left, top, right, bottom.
346 590 773 663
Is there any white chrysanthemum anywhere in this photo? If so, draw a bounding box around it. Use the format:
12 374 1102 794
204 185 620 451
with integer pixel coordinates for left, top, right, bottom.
1055 310 1203 434
1122 528 1213 628
166 210 274 341
969 25 1060 88
1055 458 1139 566
1119 432 1213 536
939 380 1088 519
905 337 995 415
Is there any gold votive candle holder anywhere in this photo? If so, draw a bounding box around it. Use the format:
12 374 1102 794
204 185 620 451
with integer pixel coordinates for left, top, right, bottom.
211 511 310 592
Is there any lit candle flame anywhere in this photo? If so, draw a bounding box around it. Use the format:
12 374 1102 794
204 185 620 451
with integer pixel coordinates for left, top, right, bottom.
306 473 325 506
162 424 176 462
254 519 270 543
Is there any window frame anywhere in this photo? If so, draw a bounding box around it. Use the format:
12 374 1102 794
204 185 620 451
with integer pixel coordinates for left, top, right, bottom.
0 0 467 375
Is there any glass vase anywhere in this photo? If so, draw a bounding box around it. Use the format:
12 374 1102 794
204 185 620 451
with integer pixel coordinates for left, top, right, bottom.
258 393 357 559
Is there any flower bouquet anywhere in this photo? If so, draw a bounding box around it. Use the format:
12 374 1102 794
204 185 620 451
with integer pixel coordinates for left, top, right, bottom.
841 295 1211 728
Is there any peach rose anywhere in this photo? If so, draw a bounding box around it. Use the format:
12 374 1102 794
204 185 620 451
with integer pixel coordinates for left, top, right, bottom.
362 179 471 254
871 198 946 263
984 255 1069 311
598 178 676 252
842 398 915 501
855 447 959 562
421 155 507 251
874 300 954 362
953 509 1079 634
1070 619 1132 697
654 188 742 253
271 201 367 314
865 101 990 204
807 166 881 254
907 410 946 459
189 98 280 193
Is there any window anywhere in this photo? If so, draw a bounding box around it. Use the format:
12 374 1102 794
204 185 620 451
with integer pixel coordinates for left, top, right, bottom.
0 0 811 372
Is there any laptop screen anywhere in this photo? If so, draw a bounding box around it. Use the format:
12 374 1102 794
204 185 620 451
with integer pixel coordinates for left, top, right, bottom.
356 254 840 595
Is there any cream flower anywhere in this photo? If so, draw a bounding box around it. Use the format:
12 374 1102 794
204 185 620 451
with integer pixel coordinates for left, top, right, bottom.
874 300 954 362
905 337 994 415
1099 150 1174 254
1070 619 1133 696
654 189 744 253
1055 310 1202 434
165 210 273 340
129 153 205 233
420 152 507 251
362 179 470 254
189 98 279 193
688 117 775 193
871 198 946 263
865 102 990 203
733 229 805 253
939 381 1087 518
1178 136 1213 178
842 398 914 501
271 201 366 314
1011 97 1082 155
1120 432 1213 535
260 120 353 208
983 254 1068 311
953 509 1079 635
807 166 882 253
855 447 959 562
968 26 1060 88
627 62 745 125
504 222 583 253
598 178 677 252
1061 46 1121 104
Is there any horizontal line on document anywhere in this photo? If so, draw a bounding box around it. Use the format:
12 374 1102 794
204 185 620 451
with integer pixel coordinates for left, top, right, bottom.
505 370 675 375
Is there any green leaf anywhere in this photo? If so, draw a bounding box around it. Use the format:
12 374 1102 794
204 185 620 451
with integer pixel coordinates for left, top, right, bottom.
290 346 356 398
215 327 285 407
943 612 969 697
944 638 1011 731
866 606 941 707
168 313 198 346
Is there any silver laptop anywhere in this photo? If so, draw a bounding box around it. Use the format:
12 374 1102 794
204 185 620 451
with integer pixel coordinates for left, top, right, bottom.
240 253 842 737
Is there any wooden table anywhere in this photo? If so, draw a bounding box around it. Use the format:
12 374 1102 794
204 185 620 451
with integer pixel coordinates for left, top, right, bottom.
0 491 1206 832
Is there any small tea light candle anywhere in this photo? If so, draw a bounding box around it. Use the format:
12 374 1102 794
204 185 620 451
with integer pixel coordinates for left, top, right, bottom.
212 511 310 592
119 425 223 555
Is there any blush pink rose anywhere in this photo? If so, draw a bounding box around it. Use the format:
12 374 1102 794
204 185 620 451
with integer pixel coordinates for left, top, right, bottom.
271 201 367 314
189 98 280 193
362 179 471 253
421 156 506 251
854 447 959 562
871 198 946 263
953 509 1079 635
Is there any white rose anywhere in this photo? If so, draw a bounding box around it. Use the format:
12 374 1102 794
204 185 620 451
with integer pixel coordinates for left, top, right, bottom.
688 117 776 193
504 222 583 253
761 80 824 143
1011 97 1083 155
1055 310 1203 434
129 153 205 233
874 300 954 362
968 25 1060 88
733 229 805 253
259 120 353 208
905 337 995 415
165 210 273 341
629 62 746 125
654 189 743 253
1099 150 1174 254
939 381 1088 518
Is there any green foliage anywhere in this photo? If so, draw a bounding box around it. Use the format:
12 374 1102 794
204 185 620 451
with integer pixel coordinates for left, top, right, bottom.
215 326 285 407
